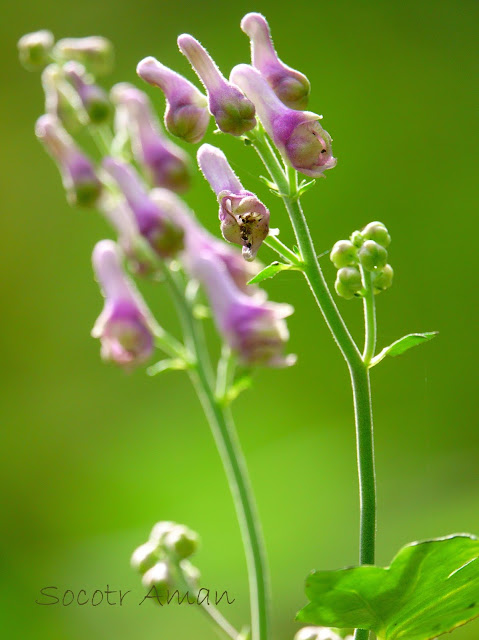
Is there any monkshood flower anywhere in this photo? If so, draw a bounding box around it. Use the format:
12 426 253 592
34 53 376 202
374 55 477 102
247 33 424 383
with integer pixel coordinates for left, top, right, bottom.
177 34 256 136
110 83 190 193
91 240 154 368
63 62 111 124
197 143 269 261
241 13 310 110
230 64 336 178
53 36 114 76
136 57 210 144
35 113 101 206
190 252 295 367
17 30 54 71
102 157 184 257
42 64 86 131
150 188 259 294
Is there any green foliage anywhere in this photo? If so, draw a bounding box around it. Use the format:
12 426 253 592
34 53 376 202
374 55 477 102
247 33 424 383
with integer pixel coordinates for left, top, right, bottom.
247 261 296 285
371 332 438 367
298 534 479 640
146 358 187 376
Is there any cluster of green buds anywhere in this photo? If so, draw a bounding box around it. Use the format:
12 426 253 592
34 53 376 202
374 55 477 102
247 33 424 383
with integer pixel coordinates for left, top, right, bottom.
330 221 393 300
131 521 200 602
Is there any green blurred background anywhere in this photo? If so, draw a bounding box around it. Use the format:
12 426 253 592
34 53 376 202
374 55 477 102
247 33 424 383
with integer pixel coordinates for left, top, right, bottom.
1 0 478 637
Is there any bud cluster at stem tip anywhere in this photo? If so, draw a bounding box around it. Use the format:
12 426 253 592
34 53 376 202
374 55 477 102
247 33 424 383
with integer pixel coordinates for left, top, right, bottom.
330 221 393 299
131 521 200 601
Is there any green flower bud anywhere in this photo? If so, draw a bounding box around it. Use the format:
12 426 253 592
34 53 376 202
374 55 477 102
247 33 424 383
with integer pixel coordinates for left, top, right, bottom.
53 37 114 76
18 30 54 71
141 561 172 596
371 264 394 294
131 541 158 574
335 267 362 300
358 240 388 272
164 525 200 559
362 221 391 248
149 521 176 546
350 230 364 248
330 240 358 269
180 559 201 588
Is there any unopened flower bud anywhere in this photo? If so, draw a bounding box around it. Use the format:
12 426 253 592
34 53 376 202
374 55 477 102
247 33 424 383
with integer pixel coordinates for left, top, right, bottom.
17 30 54 71
111 83 190 193
335 266 362 300
198 144 269 260
231 64 336 178
330 240 358 269
241 13 310 110
358 240 388 272
64 62 111 124
102 158 184 257
137 56 210 144
141 561 172 595
91 240 155 368
180 560 201 587
178 34 256 136
131 541 159 574
371 264 394 294
164 525 199 559
362 221 391 248
149 521 177 545
53 36 114 76
35 113 101 206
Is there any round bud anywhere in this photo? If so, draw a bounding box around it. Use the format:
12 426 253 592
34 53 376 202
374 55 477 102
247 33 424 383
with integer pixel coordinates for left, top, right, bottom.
131 541 158 574
295 627 344 640
149 521 177 546
330 240 358 269
350 230 364 248
18 30 54 71
164 525 200 559
372 263 394 294
358 240 388 272
180 560 201 588
335 267 362 300
362 221 391 248
141 561 172 597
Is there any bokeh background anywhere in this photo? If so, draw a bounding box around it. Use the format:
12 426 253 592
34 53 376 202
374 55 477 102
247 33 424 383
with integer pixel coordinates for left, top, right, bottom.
1 0 478 638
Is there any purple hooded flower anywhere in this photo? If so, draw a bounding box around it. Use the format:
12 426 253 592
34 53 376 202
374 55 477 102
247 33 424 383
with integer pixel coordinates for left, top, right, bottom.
111 83 190 193
197 143 269 261
136 56 210 144
190 252 295 367
230 64 336 178
102 157 184 257
35 113 101 206
63 61 111 124
177 34 257 136
91 240 154 368
149 188 259 294
241 13 310 110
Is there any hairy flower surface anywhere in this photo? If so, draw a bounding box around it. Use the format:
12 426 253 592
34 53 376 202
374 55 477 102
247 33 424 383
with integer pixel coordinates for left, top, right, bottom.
241 12 310 110
111 83 190 192
137 56 210 144
91 240 155 368
197 144 269 261
35 113 101 206
231 64 336 178
178 34 256 136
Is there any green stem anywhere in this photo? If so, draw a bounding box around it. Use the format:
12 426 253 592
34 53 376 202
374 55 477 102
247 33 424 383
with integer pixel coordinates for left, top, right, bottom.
164 266 270 640
250 136 376 639
361 269 377 365
264 235 302 266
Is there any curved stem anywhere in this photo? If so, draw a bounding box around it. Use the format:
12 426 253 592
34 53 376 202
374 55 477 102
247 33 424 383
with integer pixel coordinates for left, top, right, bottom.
164 266 270 640
264 235 302 266
361 269 377 365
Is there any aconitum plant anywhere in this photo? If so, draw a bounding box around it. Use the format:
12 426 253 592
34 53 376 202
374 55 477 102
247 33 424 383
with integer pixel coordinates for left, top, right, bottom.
18 14 479 640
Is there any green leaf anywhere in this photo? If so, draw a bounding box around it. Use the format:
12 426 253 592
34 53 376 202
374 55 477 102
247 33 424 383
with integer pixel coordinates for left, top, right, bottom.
371 331 438 367
297 178 317 196
223 375 253 406
147 358 187 376
297 534 479 640
247 261 295 285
